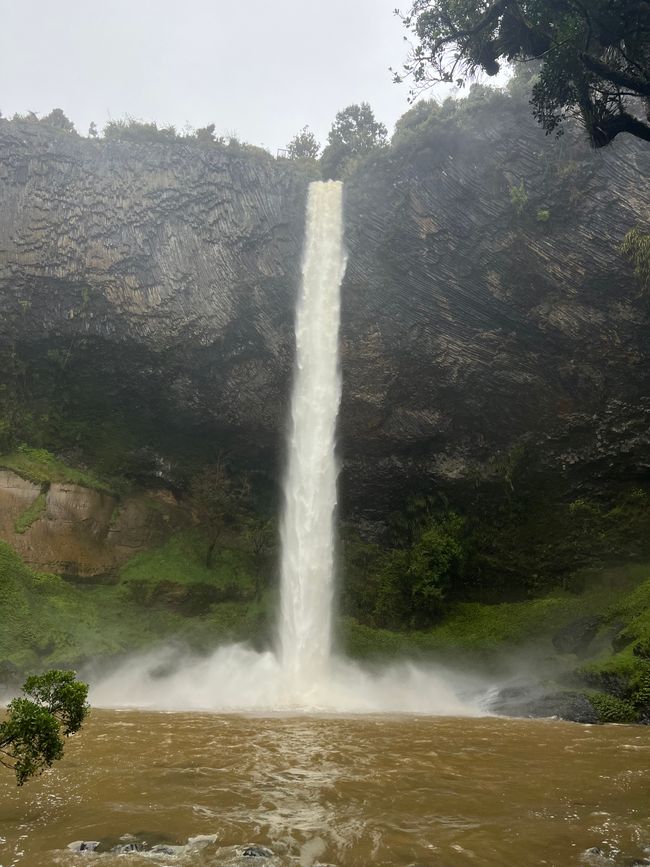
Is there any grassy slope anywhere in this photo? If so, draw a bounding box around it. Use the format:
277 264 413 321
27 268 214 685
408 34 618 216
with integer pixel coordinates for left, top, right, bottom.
341 564 650 722
0 533 269 675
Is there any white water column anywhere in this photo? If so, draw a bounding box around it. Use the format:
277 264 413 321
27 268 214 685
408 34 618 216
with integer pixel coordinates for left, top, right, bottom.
278 180 346 699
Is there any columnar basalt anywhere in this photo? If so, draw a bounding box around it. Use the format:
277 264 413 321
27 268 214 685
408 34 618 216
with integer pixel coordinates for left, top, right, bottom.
1 108 649 524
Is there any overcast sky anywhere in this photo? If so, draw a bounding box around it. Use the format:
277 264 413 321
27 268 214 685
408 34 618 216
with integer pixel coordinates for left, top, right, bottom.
0 0 446 152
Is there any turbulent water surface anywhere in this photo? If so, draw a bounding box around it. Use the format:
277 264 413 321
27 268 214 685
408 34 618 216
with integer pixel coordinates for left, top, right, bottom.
1 711 648 867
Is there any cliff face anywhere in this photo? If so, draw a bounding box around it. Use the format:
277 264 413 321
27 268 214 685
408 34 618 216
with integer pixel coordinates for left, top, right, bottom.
1 104 649 524
0 469 182 577
0 120 308 470
339 99 650 513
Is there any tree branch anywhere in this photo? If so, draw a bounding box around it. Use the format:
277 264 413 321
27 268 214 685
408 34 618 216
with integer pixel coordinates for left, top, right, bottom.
590 111 650 146
581 53 650 97
425 0 511 53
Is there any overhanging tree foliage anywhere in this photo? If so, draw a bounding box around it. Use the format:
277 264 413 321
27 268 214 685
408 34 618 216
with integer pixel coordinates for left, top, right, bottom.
0 670 89 786
396 0 650 146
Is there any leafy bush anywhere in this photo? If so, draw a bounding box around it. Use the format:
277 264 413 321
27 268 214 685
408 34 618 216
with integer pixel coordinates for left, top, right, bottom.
343 504 466 629
103 117 180 143
509 181 528 216
588 691 637 724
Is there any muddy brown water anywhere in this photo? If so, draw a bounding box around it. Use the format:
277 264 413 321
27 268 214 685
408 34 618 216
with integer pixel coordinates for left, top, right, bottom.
0 710 648 866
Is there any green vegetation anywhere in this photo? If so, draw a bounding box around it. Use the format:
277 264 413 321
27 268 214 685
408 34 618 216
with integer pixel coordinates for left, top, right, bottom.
14 492 46 534
343 504 466 629
286 126 320 160
0 524 271 675
0 670 89 785
509 181 528 216
0 445 116 494
588 692 637 724
101 117 272 159
321 103 387 179
621 228 650 293
0 513 649 720
189 460 252 568
341 571 650 721
11 108 77 135
396 0 650 147
103 117 181 143
341 592 589 661
119 530 258 606
342 485 650 619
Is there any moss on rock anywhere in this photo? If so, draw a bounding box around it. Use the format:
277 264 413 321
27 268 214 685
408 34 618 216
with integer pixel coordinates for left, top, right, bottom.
0 445 119 494
14 491 46 534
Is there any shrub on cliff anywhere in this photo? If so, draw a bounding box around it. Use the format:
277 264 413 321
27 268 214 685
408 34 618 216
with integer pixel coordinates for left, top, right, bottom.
621 228 650 293
103 117 180 143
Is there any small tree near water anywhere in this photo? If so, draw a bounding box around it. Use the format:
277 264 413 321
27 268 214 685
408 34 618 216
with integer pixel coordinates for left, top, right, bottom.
0 670 89 786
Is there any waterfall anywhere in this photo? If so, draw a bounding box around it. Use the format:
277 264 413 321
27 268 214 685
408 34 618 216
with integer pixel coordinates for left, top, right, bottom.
278 181 346 696
90 181 485 715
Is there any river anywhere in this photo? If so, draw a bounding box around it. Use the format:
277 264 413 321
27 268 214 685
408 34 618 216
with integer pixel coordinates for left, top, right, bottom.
0 710 648 866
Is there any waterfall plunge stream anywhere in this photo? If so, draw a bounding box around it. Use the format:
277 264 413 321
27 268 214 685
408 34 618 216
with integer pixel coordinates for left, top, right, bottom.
278 181 345 695
90 182 484 714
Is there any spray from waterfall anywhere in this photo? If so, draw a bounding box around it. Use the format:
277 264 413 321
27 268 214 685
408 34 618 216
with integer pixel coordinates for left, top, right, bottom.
89 182 486 715
278 181 346 695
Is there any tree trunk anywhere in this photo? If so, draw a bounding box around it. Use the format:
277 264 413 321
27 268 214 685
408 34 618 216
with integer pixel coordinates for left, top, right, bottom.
206 537 218 569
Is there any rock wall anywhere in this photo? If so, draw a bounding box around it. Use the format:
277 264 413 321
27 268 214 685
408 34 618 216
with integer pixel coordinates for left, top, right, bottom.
0 469 183 577
0 120 308 466
339 99 650 512
1 103 650 526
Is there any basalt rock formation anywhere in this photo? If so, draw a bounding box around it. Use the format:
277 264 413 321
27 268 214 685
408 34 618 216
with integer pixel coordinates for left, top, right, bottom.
1 98 650 528
340 100 650 516
0 119 308 479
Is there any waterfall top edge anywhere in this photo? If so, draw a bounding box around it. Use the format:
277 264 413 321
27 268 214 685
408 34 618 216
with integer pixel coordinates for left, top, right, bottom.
308 179 343 191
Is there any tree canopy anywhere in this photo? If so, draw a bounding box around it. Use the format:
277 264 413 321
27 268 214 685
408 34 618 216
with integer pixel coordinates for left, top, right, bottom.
0 670 89 785
396 0 650 147
321 102 388 178
286 126 320 160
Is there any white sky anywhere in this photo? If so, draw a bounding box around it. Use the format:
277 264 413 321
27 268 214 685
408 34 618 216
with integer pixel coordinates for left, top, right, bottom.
0 0 446 152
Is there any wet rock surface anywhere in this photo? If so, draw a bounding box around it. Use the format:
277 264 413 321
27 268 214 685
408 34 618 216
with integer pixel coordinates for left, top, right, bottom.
552 616 604 656
490 684 600 723
65 834 277 861
242 845 275 858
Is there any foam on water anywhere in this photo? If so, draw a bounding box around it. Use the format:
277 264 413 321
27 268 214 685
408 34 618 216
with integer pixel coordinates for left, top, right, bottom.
90 644 484 714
